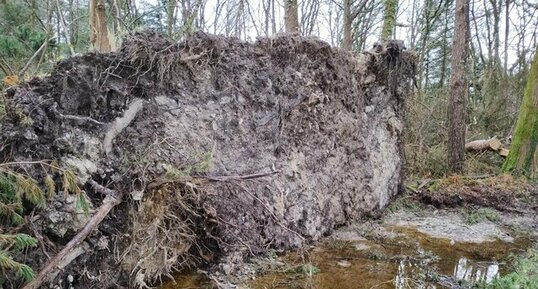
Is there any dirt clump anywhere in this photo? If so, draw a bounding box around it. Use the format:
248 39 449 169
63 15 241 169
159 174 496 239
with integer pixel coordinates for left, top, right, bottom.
0 32 415 288
414 175 537 212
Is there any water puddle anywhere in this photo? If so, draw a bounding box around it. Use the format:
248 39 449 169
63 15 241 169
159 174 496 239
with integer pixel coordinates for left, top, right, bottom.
161 226 534 289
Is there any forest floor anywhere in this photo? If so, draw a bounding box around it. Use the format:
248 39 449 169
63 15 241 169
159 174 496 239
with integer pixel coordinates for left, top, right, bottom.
162 174 538 289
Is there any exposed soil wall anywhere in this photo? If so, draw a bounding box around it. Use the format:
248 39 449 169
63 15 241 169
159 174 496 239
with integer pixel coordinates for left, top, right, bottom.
0 32 415 288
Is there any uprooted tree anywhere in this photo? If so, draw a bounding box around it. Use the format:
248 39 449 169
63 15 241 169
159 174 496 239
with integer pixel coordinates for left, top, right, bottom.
502 46 538 178
0 32 415 288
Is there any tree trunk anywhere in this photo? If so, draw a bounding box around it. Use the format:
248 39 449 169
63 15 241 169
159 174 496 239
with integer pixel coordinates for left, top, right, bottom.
342 0 352 50
166 0 177 37
380 0 398 41
89 0 112 52
504 0 510 71
447 0 469 174
284 0 299 33
502 47 538 178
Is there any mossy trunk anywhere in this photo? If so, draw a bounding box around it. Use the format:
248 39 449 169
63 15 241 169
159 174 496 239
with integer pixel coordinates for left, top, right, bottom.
380 0 398 41
502 47 538 178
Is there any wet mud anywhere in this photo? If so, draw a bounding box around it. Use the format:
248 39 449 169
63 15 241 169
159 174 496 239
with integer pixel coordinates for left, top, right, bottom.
162 223 534 289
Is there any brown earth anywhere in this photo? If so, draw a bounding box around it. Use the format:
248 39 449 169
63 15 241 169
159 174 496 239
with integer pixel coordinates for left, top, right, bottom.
411 175 538 212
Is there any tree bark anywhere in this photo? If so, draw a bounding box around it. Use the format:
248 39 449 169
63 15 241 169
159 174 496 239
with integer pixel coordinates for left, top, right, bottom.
342 0 352 50
504 0 510 71
465 137 503 152
89 0 112 52
502 46 538 177
166 0 177 37
284 0 299 33
380 0 398 41
447 0 469 174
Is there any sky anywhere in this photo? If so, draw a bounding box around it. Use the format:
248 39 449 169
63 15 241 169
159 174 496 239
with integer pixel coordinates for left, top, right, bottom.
134 0 536 67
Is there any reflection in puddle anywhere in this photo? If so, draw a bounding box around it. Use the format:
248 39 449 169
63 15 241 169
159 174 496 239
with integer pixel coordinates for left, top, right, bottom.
454 257 499 283
162 226 532 289
246 227 531 289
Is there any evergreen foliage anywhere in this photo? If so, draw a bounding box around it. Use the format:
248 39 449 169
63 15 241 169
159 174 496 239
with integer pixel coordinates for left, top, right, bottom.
0 162 85 283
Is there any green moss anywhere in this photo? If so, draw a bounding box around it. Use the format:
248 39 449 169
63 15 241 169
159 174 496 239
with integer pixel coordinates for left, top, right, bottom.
503 48 538 179
386 197 424 214
380 0 398 41
460 207 500 225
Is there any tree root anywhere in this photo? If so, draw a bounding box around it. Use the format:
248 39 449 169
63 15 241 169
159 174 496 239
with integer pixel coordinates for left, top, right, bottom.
103 98 145 156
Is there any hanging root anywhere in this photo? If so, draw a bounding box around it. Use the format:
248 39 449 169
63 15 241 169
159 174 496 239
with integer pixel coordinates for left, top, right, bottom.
103 98 145 156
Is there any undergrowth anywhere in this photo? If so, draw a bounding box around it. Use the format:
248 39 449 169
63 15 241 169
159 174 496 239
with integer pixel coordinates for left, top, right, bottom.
386 196 424 214
473 246 538 289
460 207 500 224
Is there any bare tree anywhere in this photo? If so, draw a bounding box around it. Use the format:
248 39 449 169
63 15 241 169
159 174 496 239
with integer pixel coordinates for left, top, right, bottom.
300 0 320 36
89 0 112 52
285 0 299 33
167 0 177 37
447 0 469 173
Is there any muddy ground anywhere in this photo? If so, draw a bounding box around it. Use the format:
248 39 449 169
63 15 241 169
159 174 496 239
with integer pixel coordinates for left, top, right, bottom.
0 32 415 288
194 175 537 289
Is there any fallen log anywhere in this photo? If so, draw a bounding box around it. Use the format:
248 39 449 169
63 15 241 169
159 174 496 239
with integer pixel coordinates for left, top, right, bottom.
465 137 509 157
22 182 122 289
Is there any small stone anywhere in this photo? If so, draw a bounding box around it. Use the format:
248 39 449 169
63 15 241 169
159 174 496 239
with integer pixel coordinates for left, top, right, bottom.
97 236 110 250
337 260 351 268
67 274 74 283
354 243 371 251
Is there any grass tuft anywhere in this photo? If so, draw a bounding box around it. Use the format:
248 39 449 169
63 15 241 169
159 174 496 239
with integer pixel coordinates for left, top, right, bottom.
460 207 501 225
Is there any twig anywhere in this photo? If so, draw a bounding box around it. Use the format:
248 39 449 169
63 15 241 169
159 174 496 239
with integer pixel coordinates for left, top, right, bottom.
233 181 305 242
27 216 52 260
21 182 123 289
0 160 60 170
204 170 280 182
88 179 120 198
18 37 54 78
58 113 105 125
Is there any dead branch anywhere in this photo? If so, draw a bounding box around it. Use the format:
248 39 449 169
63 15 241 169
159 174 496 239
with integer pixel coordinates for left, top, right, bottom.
18 37 54 78
0 55 15 75
58 113 105 125
204 170 280 182
88 179 117 196
27 216 51 260
22 183 123 289
149 170 281 189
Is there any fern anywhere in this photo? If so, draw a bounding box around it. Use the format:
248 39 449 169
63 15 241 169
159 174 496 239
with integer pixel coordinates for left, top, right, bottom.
16 264 36 282
13 234 38 251
0 161 66 283
0 161 89 284
62 169 80 195
15 173 45 207
44 174 56 198
0 250 36 282
75 193 90 215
